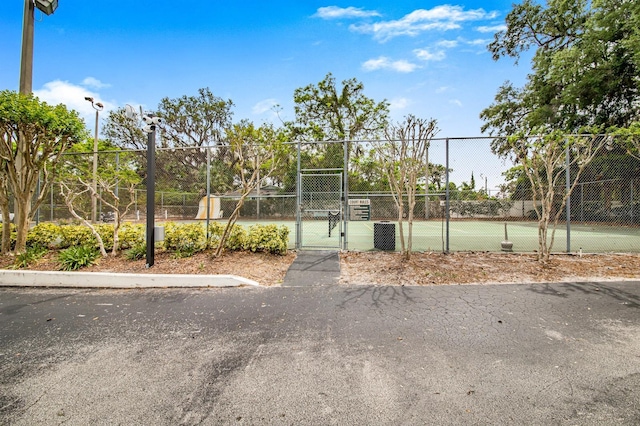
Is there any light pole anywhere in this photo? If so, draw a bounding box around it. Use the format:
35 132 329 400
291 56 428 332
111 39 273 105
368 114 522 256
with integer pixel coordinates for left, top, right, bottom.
142 114 162 268
19 0 59 95
85 97 103 223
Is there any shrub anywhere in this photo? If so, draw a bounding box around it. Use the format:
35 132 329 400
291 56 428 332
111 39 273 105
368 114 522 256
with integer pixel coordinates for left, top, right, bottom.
13 245 48 269
59 225 94 248
224 224 247 251
163 222 207 255
95 224 115 250
124 242 146 261
118 223 145 249
245 224 289 254
27 223 62 248
206 222 225 248
58 246 99 271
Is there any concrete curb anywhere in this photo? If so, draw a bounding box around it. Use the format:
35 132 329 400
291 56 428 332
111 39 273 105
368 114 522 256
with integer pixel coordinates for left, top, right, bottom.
0 270 260 289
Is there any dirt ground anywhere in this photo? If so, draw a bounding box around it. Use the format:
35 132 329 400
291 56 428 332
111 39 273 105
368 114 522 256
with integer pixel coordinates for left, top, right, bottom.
2 249 640 287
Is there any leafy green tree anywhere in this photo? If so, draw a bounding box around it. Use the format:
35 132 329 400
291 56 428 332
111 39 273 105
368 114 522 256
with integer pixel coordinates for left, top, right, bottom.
156 88 235 192
0 91 85 254
294 73 389 142
482 0 640 151
103 88 235 194
214 121 291 257
292 73 390 187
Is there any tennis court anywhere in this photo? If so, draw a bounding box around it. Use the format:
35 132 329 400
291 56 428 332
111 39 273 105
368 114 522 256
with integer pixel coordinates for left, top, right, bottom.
182 218 640 253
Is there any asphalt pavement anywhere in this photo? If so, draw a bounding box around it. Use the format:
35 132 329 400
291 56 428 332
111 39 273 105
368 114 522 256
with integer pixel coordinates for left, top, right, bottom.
1 280 639 425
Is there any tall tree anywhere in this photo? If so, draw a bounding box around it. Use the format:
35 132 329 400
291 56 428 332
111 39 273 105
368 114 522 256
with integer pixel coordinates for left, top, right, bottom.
293 73 389 178
103 88 235 193
0 91 85 254
158 88 235 193
482 0 640 147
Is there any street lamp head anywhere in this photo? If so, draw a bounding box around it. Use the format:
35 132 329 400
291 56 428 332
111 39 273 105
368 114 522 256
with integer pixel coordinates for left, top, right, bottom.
85 97 104 111
35 0 59 16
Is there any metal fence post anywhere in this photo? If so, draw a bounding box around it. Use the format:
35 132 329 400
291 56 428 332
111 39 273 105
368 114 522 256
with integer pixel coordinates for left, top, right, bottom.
580 183 584 222
425 145 429 220
296 139 301 249
115 152 120 199
205 146 211 239
631 180 635 223
566 143 571 253
445 138 450 253
343 139 348 250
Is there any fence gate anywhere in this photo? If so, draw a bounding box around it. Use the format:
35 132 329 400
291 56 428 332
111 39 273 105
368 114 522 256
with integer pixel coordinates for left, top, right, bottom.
298 172 343 249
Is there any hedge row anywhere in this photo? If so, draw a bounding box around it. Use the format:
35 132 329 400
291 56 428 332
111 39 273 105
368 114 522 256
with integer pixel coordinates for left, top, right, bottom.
13 221 289 256
163 222 289 255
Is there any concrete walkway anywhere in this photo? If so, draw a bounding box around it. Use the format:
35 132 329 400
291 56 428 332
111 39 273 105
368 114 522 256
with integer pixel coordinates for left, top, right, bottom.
282 250 341 286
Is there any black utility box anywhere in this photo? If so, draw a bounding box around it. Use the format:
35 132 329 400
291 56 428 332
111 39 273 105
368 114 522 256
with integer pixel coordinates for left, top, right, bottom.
374 221 395 250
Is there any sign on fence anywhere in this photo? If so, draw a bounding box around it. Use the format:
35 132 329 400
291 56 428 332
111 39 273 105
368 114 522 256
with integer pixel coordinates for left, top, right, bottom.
349 199 371 221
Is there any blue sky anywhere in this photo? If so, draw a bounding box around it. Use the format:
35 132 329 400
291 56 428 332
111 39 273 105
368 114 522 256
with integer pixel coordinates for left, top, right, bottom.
1 1 532 189
0 1 531 134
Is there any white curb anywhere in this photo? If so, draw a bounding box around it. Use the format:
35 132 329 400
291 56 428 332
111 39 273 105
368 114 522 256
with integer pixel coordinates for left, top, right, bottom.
0 270 260 289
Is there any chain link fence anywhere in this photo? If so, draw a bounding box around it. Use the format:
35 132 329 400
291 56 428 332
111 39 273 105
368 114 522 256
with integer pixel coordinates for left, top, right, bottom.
19 136 640 253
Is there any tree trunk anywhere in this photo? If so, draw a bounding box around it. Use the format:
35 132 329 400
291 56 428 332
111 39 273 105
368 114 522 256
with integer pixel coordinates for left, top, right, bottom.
13 194 31 255
213 195 247 258
0 200 11 254
60 184 108 257
406 201 414 260
397 200 406 256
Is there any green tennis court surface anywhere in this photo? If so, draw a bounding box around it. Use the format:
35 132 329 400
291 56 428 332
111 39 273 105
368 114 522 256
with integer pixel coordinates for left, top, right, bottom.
171 219 640 253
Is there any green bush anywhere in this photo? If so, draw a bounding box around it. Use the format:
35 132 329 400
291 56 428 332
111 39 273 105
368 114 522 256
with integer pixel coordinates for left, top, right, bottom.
206 222 225 248
59 225 94 248
224 224 247 251
58 245 99 271
245 224 289 254
124 242 146 261
118 223 145 249
95 223 115 250
27 223 62 249
13 245 48 269
163 222 207 255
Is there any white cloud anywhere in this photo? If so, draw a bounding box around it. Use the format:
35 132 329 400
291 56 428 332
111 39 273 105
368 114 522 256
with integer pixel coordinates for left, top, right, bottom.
34 80 116 130
476 24 507 33
315 6 380 19
81 77 110 89
467 38 490 46
350 5 498 42
389 97 411 111
437 40 459 48
449 99 463 107
414 48 446 62
436 86 450 93
362 56 420 73
252 98 279 115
